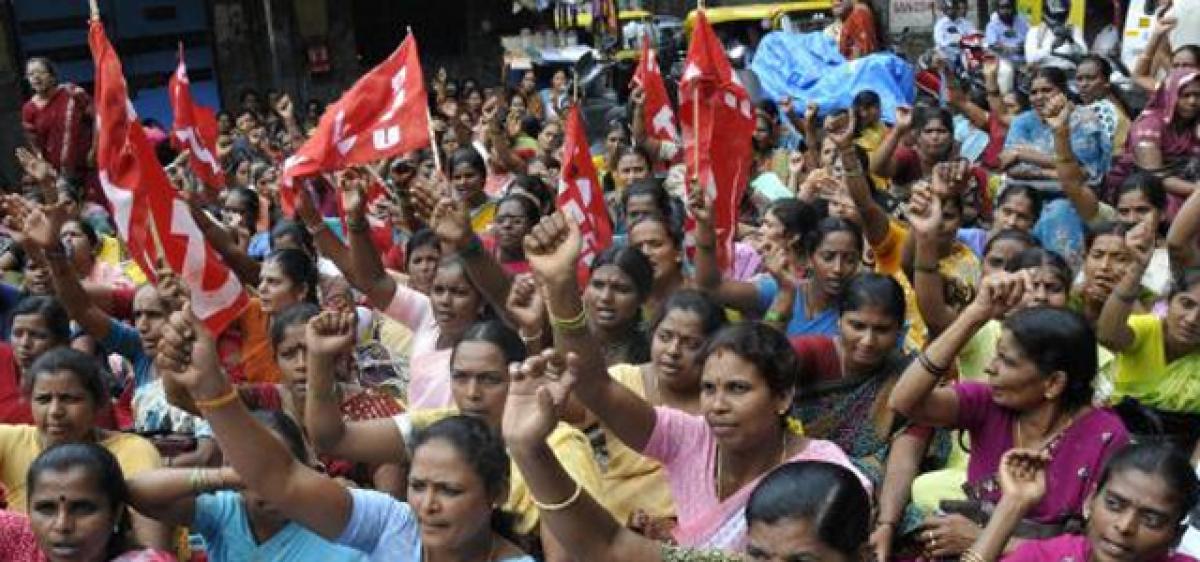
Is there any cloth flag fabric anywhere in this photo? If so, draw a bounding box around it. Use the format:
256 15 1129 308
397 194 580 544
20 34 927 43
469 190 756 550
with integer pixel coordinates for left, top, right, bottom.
679 11 755 271
90 19 247 335
168 44 225 190
630 36 679 148
281 34 429 215
557 106 612 267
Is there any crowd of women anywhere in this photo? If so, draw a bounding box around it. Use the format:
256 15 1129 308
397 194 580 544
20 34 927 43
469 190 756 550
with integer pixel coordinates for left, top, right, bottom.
5 3 1200 560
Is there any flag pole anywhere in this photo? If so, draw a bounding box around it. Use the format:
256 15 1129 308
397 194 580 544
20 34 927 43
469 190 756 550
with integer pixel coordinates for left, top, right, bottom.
408 26 444 175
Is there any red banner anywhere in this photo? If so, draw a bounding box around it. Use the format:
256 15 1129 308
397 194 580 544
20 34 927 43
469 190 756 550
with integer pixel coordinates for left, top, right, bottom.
631 36 679 149
679 11 755 271
557 106 612 266
168 44 224 191
281 34 429 214
90 20 247 335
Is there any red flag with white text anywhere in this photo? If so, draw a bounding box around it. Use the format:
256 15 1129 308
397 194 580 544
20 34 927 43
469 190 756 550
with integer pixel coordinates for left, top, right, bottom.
679 11 755 271
281 34 429 215
169 44 224 191
630 36 678 150
90 20 247 335
557 106 612 266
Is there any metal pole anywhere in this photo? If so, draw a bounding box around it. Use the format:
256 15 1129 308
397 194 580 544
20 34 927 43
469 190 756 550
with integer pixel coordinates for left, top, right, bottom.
262 0 283 88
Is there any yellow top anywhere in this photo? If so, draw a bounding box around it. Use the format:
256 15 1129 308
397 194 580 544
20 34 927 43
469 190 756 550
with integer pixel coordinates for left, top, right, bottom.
401 408 605 534
602 364 676 523
97 235 148 286
0 425 162 512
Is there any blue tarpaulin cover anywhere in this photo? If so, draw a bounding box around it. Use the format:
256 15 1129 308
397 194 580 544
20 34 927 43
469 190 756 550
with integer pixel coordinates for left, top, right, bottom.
751 31 916 123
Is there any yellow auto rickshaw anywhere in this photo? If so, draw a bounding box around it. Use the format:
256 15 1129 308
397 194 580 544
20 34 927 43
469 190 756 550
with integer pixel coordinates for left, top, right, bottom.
683 2 833 39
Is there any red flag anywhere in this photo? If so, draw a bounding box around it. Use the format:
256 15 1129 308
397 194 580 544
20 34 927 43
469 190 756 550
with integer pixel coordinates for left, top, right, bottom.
168 44 224 190
679 11 755 271
282 34 429 215
630 36 678 149
557 106 612 267
90 20 247 335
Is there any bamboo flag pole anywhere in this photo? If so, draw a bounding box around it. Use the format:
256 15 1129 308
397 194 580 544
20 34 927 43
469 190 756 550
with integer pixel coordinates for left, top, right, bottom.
408 26 444 175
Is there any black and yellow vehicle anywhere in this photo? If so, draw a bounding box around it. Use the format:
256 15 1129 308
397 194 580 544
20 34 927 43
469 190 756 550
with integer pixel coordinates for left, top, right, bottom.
683 2 834 39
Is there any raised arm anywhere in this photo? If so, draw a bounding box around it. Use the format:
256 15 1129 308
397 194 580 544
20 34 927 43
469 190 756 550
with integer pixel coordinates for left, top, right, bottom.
125 466 242 528
890 273 1024 426
524 213 658 451
1168 189 1200 273
629 87 666 161
304 310 408 465
965 449 1049 562
910 175 958 336
502 349 663 562
1045 95 1099 222
156 305 354 540
187 198 262 288
13 199 113 341
346 176 400 310
1133 10 1177 92
295 180 356 284
1096 220 1154 352
869 105 912 179
688 186 762 314
429 197 513 324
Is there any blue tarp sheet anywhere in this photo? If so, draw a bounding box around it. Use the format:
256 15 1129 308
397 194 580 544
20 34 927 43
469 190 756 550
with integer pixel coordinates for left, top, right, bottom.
751 31 916 123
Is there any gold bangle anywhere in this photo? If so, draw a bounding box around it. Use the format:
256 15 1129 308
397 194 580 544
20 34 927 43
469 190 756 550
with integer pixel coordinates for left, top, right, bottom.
532 482 582 511
961 549 986 562
194 387 239 411
548 308 588 331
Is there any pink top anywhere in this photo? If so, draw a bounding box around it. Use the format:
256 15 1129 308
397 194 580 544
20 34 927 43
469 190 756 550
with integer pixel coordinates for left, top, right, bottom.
955 382 1129 524
384 283 453 409
1004 533 1196 562
641 406 871 550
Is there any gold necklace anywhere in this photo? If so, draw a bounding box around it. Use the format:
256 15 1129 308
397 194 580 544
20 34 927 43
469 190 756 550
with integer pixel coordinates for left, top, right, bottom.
716 429 789 500
1014 407 1080 452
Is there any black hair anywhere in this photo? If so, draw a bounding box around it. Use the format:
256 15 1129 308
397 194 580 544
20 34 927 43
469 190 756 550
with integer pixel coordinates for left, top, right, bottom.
450 320 527 367
803 216 864 257
497 192 543 225
1174 45 1200 66
613 144 651 168
269 302 321 348
853 90 881 110
629 215 684 252
590 245 654 300
64 218 99 252
226 186 262 227
1117 170 1168 211
702 322 799 397
1002 307 1097 411
650 288 729 336
252 409 311 464
837 273 906 323
1095 441 1200 524
11 295 70 345
745 461 871 559
768 198 823 254
621 178 672 221
1079 55 1133 116
914 105 954 133
448 147 487 178
508 174 555 215
1170 268 1200 298
1084 221 1126 250
1032 66 1080 103
269 220 317 258
984 229 1040 257
412 415 518 542
996 184 1044 222
405 229 441 269
27 443 135 559
23 347 106 407
1006 247 1072 290
264 248 320 305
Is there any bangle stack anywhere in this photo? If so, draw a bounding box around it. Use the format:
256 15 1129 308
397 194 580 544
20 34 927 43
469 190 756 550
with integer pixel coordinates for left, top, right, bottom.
188 468 225 494
548 308 588 332
915 262 939 274
961 548 986 562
